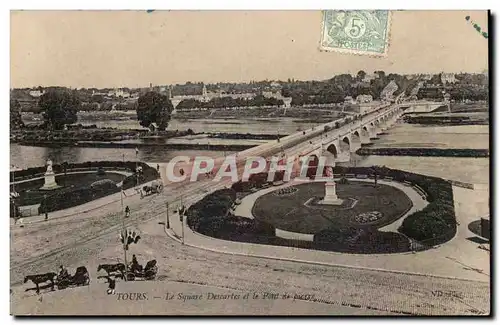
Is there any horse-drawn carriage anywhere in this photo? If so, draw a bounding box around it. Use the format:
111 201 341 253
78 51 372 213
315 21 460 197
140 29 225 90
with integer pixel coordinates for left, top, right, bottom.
56 266 90 290
142 180 164 197
126 259 158 281
24 266 90 294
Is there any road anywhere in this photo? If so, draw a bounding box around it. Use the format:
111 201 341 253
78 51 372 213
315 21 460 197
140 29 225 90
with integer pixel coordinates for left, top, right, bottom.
11 103 489 315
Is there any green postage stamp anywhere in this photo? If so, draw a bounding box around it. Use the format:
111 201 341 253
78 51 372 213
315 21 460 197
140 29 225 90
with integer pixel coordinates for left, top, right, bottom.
320 10 391 56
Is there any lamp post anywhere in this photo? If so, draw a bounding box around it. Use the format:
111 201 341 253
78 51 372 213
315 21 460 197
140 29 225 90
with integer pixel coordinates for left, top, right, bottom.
10 168 15 196
135 147 139 188
166 202 170 229
119 228 141 282
179 196 186 245
120 150 128 281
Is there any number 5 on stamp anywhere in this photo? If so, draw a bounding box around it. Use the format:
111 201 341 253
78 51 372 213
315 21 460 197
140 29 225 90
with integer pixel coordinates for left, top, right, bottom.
320 10 391 56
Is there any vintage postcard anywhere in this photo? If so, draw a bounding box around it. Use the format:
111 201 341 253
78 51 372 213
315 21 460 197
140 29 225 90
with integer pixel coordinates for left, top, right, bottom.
10 10 490 316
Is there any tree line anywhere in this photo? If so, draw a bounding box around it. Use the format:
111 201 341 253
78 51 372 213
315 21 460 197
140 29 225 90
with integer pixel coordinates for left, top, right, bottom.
282 71 419 106
12 89 174 132
176 94 284 110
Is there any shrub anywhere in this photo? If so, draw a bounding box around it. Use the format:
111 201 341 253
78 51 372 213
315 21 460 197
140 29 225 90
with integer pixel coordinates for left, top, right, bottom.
121 163 160 190
185 188 276 239
314 227 410 253
38 180 120 213
38 184 120 213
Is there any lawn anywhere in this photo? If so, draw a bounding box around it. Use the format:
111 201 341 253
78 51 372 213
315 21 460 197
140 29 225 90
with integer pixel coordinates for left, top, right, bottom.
13 172 126 206
252 181 413 234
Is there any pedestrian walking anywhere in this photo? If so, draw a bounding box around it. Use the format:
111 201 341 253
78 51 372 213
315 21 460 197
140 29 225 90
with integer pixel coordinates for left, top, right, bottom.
105 276 116 295
125 206 130 218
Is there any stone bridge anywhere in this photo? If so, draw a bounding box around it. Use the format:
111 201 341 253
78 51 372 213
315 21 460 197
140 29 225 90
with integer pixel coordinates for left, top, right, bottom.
294 104 405 164
288 99 446 165
396 100 450 113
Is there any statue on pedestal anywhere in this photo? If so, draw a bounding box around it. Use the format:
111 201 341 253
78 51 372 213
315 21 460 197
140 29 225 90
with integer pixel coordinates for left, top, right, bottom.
40 159 60 190
46 159 54 174
322 167 343 205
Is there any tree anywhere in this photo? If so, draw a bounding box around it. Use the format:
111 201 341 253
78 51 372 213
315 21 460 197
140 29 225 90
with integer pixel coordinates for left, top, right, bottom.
38 90 80 130
136 92 173 131
357 70 367 81
429 73 442 85
10 98 24 130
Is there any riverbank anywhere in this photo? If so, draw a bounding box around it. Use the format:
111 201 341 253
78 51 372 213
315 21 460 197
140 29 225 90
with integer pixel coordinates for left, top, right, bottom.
14 140 256 151
403 114 489 126
356 147 489 158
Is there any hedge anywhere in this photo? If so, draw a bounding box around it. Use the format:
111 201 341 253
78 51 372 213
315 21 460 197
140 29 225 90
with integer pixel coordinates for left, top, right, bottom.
33 161 159 213
230 171 286 192
314 227 410 254
186 188 276 239
38 180 120 213
121 163 160 190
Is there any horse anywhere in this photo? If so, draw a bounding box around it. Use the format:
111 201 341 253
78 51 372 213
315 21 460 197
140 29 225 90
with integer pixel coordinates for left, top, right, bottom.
142 185 152 196
97 263 126 278
24 272 57 294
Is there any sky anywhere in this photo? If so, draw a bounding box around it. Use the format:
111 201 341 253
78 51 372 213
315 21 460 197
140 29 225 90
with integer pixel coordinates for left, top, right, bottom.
10 10 489 88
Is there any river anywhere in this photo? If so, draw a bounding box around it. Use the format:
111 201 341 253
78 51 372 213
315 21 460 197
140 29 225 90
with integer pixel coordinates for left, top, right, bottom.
370 124 489 149
11 118 489 186
22 112 318 135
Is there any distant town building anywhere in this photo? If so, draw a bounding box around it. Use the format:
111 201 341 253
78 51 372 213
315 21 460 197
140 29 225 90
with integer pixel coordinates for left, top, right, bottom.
344 96 356 105
362 74 376 83
441 73 457 84
356 94 373 103
29 90 45 98
380 80 398 101
410 81 424 97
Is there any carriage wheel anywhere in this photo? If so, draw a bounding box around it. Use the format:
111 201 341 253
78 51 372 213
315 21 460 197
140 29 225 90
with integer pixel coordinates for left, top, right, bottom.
127 273 135 281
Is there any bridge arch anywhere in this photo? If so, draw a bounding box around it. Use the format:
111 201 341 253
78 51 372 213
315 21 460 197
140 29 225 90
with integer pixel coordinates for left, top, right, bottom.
351 131 362 149
326 143 338 158
340 135 351 153
361 126 371 141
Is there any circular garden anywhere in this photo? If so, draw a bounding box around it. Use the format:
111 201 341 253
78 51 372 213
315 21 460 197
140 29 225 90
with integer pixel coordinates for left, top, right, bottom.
186 167 458 254
253 181 413 234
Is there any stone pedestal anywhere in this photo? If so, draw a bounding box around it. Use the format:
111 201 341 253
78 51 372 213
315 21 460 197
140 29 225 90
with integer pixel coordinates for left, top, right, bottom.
320 181 343 205
40 159 60 190
40 171 60 190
